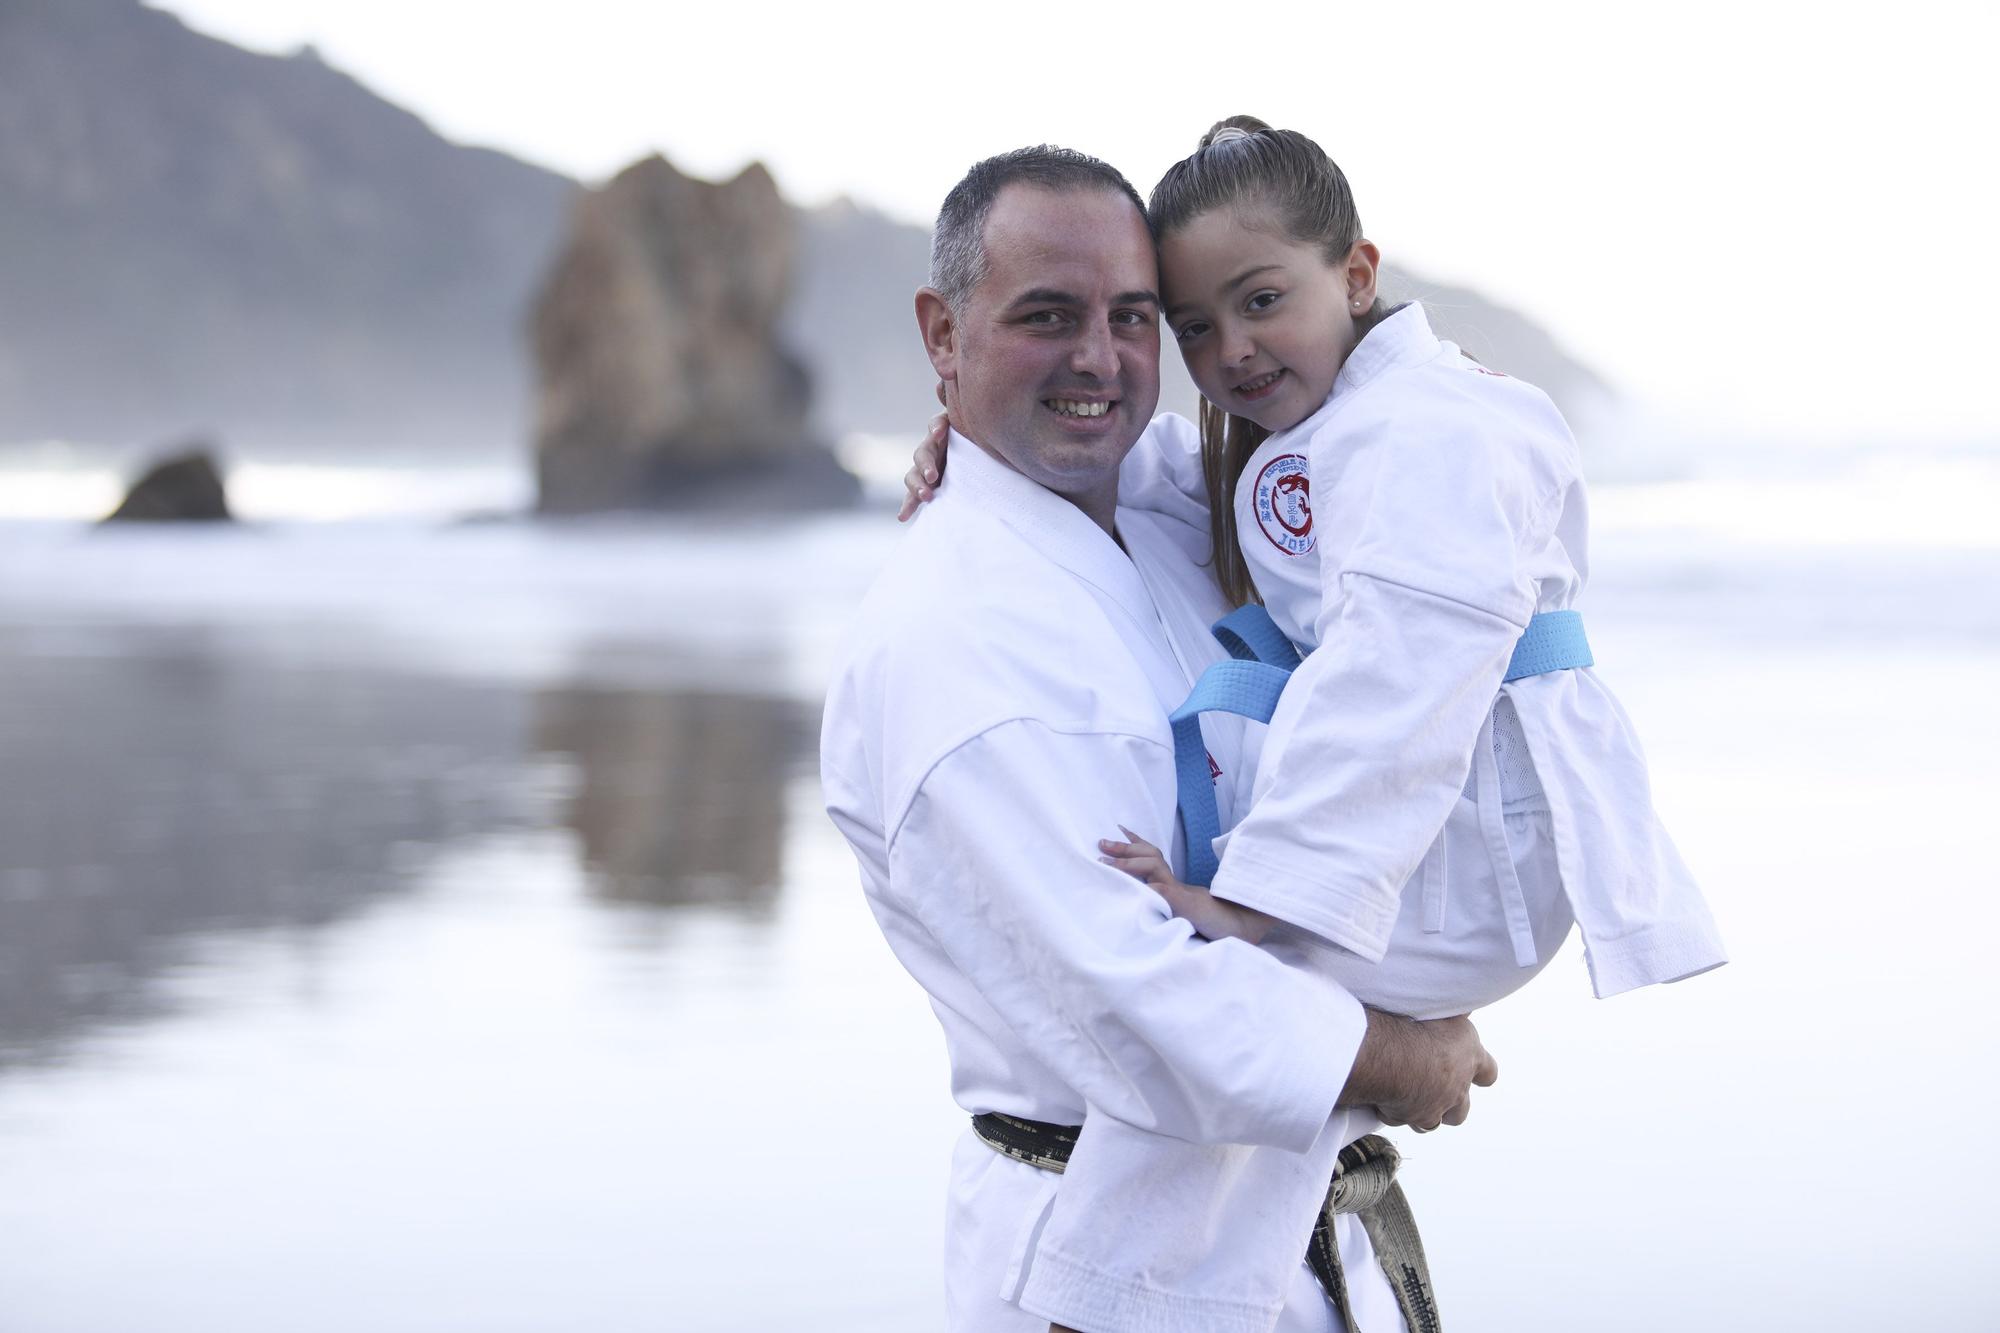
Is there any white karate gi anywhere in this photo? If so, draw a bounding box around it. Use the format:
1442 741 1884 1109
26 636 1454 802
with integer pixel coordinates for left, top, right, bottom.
1129 302 1726 1002
822 433 1403 1333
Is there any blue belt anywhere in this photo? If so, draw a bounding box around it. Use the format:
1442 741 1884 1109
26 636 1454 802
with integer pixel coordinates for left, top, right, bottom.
1172 606 1592 888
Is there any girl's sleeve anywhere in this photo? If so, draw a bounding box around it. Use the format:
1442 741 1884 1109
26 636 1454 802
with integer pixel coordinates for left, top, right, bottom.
1205 386 1570 959
1116 412 1213 531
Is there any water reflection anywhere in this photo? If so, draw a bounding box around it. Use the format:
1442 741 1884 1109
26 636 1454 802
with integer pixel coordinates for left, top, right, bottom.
535 685 812 912
0 624 811 1068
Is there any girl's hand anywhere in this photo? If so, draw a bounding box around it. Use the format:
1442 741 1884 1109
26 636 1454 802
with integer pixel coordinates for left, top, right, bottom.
897 411 950 522
1099 826 1277 946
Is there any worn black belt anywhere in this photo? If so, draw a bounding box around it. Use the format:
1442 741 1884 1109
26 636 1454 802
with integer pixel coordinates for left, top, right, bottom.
970 1112 1441 1332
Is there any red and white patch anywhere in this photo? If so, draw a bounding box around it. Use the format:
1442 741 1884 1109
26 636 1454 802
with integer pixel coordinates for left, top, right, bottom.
1207 751 1222 785
1251 453 1314 556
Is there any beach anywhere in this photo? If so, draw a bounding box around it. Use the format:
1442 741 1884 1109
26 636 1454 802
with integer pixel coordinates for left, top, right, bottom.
1 452 1996 1330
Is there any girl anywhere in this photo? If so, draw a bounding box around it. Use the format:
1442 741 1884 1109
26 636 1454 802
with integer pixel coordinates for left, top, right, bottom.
906 116 1725 1016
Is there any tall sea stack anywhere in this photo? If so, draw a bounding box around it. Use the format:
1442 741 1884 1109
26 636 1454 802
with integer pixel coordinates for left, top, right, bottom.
531 155 858 513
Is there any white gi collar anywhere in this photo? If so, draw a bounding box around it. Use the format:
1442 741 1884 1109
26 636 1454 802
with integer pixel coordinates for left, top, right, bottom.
937 427 1157 628
1268 302 1444 448
1335 301 1442 397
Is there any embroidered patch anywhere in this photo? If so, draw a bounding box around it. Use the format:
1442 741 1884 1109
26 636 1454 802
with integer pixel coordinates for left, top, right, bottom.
1252 453 1314 556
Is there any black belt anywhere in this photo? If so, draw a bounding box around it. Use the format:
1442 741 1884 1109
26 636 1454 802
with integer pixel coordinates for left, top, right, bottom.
970 1112 1079 1171
970 1112 1442 1332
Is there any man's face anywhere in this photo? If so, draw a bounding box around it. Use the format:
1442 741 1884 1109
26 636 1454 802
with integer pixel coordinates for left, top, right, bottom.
941 184 1162 507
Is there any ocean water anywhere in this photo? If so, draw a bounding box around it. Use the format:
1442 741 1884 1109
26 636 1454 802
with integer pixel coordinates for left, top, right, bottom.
0 452 1996 1331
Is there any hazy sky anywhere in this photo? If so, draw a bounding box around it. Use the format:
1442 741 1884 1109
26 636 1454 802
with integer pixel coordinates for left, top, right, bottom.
150 0 1996 442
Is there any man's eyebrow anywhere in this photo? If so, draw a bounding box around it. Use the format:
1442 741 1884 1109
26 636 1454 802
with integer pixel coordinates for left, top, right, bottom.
1005 288 1161 311
1006 288 1081 310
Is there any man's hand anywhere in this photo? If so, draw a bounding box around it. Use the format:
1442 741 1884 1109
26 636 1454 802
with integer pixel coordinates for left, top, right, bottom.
1339 1009 1498 1133
1099 828 1278 946
897 412 950 522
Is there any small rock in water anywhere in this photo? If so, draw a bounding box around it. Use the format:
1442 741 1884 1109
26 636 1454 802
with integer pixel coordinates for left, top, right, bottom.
103 445 234 523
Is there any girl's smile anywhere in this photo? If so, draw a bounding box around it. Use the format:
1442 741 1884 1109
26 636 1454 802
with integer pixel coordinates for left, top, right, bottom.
1231 367 1288 402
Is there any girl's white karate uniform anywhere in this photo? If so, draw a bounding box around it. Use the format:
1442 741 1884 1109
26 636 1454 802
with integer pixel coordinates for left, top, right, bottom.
1041 304 1731 1330
822 437 1396 1333
1184 302 1727 1000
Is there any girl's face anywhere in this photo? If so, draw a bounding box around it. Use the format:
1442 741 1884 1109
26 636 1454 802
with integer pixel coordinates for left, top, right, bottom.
1159 207 1378 433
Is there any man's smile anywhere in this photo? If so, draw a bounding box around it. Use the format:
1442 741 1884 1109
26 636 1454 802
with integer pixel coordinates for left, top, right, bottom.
1041 396 1118 420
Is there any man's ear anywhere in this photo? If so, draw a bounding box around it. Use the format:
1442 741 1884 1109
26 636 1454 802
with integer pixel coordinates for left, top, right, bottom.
915 287 959 385
1345 240 1382 309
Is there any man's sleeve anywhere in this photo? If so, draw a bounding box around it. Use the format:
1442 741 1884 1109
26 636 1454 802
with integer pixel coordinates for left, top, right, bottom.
888 717 1363 1153
1208 395 1567 959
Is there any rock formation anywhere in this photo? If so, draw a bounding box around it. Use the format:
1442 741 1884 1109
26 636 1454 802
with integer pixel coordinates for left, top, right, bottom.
531 155 858 512
102 446 232 522
0 4 1615 473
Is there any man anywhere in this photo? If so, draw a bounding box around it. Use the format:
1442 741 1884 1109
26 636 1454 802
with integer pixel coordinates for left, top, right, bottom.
820 147 1494 1333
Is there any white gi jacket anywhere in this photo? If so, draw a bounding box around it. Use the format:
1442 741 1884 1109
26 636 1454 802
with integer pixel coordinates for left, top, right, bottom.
822 434 1393 1333
1138 302 1727 999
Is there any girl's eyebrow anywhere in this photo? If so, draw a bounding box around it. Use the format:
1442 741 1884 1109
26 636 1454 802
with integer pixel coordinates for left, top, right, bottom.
1166 265 1285 320
1223 263 1284 293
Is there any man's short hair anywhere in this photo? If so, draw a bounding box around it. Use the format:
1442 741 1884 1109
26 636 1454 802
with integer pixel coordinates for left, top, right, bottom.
930 146 1147 313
